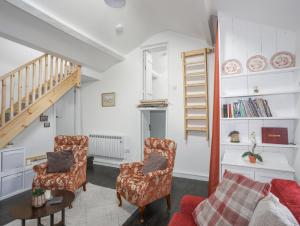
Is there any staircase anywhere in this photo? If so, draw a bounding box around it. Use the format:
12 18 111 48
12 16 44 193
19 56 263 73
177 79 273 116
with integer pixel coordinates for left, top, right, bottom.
0 54 81 148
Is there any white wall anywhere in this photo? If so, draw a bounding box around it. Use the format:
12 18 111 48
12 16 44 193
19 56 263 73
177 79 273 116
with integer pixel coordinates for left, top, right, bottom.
56 88 75 135
12 107 56 158
81 31 214 180
0 36 42 75
294 30 300 182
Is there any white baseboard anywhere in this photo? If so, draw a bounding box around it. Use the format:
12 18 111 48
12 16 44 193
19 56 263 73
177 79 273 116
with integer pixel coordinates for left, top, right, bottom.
93 156 122 168
92 158 209 182
173 170 209 181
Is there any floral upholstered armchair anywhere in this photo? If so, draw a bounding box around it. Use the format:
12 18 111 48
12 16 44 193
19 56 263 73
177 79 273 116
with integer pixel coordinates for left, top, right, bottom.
116 137 177 223
33 135 89 192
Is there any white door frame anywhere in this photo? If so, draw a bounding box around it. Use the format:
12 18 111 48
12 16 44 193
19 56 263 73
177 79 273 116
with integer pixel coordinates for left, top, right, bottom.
139 42 169 160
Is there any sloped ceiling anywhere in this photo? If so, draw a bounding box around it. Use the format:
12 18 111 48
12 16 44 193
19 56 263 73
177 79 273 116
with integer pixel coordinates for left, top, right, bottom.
209 0 300 30
13 0 211 55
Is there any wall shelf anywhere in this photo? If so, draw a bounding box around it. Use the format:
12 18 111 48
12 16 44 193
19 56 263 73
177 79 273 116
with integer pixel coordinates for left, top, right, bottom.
218 14 298 182
221 66 300 79
221 89 300 98
221 117 300 120
221 142 298 149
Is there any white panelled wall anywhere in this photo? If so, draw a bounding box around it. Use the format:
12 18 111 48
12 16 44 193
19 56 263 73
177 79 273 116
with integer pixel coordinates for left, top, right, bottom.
81 31 214 180
219 13 300 182
295 30 300 181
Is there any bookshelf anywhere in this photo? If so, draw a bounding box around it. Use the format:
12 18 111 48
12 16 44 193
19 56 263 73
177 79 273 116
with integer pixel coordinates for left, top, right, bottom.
218 14 299 182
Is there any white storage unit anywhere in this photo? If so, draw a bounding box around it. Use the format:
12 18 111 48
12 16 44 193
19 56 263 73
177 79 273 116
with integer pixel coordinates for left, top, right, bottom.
218 14 298 182
0 147 36 200
221 151 295 182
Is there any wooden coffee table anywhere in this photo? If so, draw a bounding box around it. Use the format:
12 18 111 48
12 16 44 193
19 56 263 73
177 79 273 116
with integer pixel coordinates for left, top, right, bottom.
10 190 75 226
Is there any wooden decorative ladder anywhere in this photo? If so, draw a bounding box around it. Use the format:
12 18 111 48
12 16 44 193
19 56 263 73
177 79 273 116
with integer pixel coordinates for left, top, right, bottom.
182 48 210 140
0 54 81 148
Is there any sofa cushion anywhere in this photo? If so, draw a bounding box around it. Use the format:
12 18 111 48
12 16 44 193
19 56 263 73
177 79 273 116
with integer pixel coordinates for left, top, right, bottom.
168 213 196 226
271 179 300 224
180 195 206 215
249 193 298 226
47 150 74 173
193 170 271 226
142 151 168 174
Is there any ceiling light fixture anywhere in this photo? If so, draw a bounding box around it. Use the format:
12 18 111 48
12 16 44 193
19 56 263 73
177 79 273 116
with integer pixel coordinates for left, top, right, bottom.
104 0 126 8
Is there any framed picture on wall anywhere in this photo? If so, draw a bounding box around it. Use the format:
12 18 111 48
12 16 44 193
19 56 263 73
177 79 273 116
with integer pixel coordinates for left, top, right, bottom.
102 92 115 107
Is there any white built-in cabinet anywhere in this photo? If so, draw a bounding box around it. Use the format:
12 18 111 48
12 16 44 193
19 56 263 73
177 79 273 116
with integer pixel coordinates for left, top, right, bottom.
0 147 36 200
219 14 299 182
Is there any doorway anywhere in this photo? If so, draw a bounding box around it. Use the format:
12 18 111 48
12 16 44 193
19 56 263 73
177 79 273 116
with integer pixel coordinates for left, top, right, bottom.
141 110 167 154
143 45 168 100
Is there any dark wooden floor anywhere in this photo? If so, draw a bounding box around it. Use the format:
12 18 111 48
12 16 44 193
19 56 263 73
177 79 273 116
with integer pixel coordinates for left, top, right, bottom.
0 165 208 226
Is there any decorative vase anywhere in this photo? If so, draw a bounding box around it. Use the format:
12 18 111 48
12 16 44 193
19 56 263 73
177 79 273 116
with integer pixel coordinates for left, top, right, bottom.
32 194 46 208
249 155 256 164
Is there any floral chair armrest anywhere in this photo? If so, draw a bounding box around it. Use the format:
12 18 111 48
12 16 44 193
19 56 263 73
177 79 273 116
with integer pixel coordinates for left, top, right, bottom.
33 162 48 174
120 161 144 174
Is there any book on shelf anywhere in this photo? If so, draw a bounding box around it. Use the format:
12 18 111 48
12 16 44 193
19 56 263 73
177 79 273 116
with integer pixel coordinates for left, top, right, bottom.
222 98 272 118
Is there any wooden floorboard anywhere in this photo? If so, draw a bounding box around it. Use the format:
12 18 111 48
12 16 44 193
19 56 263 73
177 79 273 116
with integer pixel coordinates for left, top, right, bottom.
0 164 208 226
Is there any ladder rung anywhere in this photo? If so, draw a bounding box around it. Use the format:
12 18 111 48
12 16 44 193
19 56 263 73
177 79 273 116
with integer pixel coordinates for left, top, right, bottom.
185 105 207 109
185 61 205 66
185 82 206 87
186 94 206 98
186 72 206 77
186 127 207 132
186 116 206 120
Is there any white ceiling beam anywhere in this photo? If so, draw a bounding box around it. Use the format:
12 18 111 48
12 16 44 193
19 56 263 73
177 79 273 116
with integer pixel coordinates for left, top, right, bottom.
0 1 124 72
7 0 125 61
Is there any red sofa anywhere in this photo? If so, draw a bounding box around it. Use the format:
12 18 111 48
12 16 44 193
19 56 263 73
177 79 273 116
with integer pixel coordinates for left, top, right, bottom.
168 179 300 226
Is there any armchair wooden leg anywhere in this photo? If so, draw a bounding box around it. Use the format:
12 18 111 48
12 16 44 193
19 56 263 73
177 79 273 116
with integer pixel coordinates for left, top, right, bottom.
117 192 122 207
166 194 171 210
83 182 87 192
139 206 145 223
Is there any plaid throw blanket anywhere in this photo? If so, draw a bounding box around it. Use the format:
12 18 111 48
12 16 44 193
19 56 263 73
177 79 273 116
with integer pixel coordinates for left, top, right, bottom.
193 171 271 226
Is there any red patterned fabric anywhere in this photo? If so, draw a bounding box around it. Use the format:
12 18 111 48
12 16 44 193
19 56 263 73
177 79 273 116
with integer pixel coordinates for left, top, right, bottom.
33 135 88 192
116 138 176 207
193 171 271 226
271 179 300 224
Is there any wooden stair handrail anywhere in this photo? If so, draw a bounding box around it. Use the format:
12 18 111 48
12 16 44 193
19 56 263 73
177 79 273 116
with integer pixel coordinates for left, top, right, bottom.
0 53 80 129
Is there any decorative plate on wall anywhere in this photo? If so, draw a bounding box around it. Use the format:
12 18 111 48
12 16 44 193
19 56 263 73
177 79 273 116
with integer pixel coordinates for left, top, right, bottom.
271 51 296 69
247 55 267 72
222 59 242 75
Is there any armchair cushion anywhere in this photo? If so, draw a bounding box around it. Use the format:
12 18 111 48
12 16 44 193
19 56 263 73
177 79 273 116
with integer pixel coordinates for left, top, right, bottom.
142 152 168 174
47 150 74 173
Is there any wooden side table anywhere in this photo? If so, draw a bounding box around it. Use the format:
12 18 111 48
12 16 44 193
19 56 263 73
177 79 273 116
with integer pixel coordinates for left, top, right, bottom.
10 190 75 226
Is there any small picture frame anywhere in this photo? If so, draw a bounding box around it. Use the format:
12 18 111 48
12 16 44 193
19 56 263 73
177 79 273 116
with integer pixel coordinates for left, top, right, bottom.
102 92 115 107
40 114 48 122
44 122 50 128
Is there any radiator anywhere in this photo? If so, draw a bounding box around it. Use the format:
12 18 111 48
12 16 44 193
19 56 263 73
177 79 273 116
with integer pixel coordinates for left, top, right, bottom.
89 134 125 159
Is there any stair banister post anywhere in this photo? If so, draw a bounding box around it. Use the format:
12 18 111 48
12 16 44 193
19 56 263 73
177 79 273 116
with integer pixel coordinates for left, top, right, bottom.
17 70 22 113
25 65 30 107
1 79 7 126
10 74 15 120
50 55 53 89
